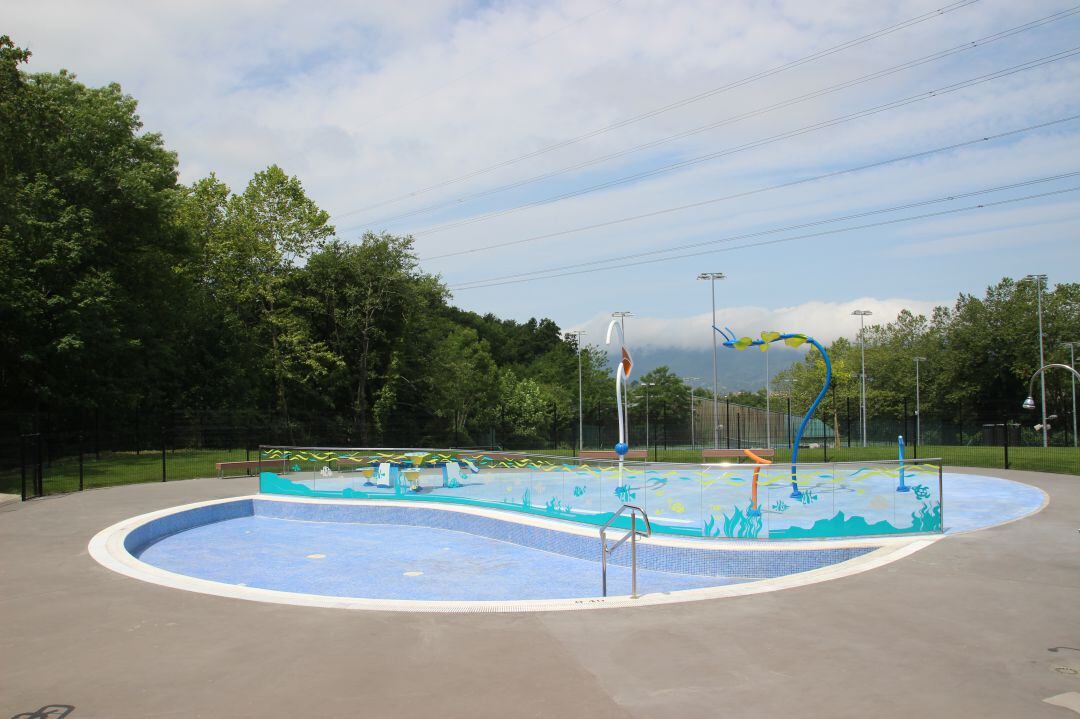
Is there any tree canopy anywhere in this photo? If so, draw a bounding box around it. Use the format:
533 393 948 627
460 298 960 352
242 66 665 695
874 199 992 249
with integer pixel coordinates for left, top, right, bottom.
2 36 1077 448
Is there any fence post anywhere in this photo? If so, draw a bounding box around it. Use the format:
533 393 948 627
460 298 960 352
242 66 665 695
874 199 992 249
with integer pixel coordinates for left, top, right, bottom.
726 400 731 449
552 402 558 451
78 435 84 492
903 397 908 447
823 410 829 463
787 397 792 449
958 400 964 445
1002 416 1010 470
35 433 43 496
161 426 167 482
20 434 27 501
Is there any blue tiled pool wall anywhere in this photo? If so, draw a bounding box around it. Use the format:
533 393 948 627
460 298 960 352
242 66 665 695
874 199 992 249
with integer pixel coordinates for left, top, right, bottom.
126 499 254 555
258 450 943 540
253 499 872 577
131 499 873 579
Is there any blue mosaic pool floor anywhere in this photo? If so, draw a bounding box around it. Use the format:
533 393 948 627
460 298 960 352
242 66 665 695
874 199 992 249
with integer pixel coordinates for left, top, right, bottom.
137 517 747 600
940 474 1045 533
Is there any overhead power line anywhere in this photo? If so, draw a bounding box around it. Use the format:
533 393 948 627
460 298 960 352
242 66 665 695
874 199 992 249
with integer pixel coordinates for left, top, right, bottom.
415 115 1080 262
334 0 980 219
450 170 1080 287
449 178 1080 291
361 7 1080 228
415 47 1080 251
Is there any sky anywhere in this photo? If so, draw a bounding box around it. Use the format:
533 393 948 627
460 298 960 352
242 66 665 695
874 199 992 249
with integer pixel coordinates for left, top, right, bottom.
9 0 1080 352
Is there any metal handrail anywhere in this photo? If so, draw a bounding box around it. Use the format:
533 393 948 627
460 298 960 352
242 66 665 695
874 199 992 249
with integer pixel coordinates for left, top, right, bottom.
600 503 652 598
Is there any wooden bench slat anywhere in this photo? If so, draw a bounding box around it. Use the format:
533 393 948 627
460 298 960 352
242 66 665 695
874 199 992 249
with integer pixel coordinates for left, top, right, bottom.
578 450 648 460
216 459 288 477
702 448 775 460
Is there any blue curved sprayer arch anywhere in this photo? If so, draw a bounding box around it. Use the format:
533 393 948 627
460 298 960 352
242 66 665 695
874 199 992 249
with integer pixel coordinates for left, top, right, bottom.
716 327 831 499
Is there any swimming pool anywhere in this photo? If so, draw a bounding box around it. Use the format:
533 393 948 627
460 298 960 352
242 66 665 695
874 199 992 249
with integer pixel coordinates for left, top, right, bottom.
90 463 1045 612
92 496 927 611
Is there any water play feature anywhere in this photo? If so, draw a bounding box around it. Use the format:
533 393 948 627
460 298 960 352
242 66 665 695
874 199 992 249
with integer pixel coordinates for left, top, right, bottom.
257 447 952 539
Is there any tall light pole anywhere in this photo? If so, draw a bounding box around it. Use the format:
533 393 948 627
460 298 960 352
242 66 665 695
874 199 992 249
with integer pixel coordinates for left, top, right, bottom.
852 309 873 447
1062 341 1079 447
913 356 927 447
1023 274 1048 447
565 330 586 452
698 272 725 447
764 338 772 449
685 376 701 448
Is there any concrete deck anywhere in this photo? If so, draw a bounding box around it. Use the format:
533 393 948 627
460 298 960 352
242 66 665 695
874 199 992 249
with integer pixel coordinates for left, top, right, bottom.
1 468 1077 718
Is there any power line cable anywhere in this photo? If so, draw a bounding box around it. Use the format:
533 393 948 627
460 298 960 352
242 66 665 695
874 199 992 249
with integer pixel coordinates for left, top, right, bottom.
417 115 1079 263
451 171 1080 287
363 7 1080 228
409 46 1080 245
450 170 1080 287
335 0 980 219
450 181 1080 290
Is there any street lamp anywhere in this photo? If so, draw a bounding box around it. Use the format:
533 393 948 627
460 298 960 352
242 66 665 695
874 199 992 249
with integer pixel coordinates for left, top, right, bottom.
852 309 873 447
913 356 927 447
698 272 725 448
565 330 586 452
685 376 701 448
764 337 773 449
1023 364 1080 442
1022 274 1048 447
1062 341 1079 447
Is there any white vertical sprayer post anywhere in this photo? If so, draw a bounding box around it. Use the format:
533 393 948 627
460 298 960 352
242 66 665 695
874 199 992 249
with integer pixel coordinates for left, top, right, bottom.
606 319 633 458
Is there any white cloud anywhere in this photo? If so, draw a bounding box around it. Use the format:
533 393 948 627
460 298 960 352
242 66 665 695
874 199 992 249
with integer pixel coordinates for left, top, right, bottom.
569 297 946 350
8 0 1079 327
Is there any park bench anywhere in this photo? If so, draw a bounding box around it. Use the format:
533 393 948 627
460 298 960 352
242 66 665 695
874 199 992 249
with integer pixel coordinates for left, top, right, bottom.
701 448 775 463
216 458 288 478
578 450 649 461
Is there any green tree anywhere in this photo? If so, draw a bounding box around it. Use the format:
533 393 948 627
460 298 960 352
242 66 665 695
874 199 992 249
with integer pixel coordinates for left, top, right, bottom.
631 367 689 445
301 233 444 443
429 326 498 445
0 44 185 420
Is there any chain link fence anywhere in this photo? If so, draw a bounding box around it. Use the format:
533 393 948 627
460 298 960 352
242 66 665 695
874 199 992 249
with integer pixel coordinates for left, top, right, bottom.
3 396 1077 500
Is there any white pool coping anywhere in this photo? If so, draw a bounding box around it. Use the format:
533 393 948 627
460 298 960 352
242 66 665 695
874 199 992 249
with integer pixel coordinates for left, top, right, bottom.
88 494 948 613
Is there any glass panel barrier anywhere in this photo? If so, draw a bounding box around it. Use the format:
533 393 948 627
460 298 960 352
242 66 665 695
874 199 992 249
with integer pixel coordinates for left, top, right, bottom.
257 447 944 540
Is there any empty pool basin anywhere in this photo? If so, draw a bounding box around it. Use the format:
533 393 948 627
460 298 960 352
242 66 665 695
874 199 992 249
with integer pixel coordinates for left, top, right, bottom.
90 496 941 611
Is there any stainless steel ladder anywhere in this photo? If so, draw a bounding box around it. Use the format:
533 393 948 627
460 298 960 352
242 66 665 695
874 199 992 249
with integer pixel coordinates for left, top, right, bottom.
600 503 652 598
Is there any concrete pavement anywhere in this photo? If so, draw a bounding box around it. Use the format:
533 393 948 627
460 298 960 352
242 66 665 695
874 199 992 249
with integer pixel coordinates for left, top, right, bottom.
1 468 1077 718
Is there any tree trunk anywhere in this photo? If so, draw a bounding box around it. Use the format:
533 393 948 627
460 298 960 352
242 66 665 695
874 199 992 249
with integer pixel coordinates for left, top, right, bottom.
355 333 370 445
266 299 293 445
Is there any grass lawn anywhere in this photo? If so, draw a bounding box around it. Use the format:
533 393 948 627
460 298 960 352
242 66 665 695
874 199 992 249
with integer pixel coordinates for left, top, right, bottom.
1 448 252 497
531 444 1080 475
